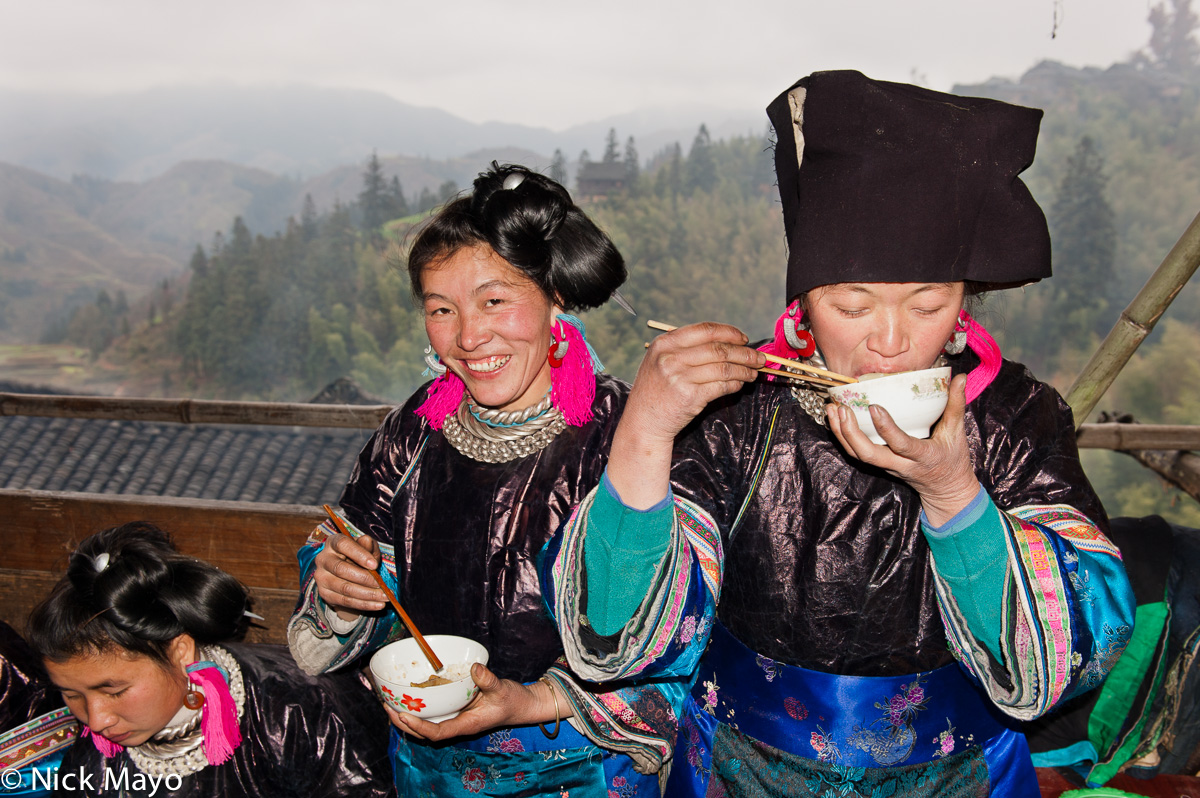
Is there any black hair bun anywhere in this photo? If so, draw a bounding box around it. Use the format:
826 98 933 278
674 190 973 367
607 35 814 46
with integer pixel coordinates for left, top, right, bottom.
474 163 626 311
30 521 250 662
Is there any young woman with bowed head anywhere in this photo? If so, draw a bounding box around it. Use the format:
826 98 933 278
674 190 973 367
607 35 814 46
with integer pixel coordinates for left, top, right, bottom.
545 71 1136 797
25 521 394 797
287 163 680 797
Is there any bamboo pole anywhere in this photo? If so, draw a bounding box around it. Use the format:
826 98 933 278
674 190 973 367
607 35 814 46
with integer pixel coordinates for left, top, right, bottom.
1065 210 1200 428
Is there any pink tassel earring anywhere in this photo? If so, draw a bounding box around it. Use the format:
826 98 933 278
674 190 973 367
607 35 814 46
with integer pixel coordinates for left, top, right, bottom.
186 660 242 766
415 370 466 430
759 301 815 381
549 315 601 426
82 725 124 758
951 310 1002 404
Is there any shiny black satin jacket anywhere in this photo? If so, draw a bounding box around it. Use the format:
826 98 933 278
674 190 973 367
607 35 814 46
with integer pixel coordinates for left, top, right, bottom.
340 374 628 684
57 645 395 797
671 355 1107 677
1 620 61 733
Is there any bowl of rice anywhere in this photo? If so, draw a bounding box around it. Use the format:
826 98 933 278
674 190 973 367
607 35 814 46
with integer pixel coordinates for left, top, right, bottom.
368 635 489 722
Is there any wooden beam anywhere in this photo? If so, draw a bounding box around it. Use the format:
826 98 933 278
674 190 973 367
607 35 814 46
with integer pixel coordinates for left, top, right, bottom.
0 489 319 589
1076 424 1200 451
1 491 318 646
0 392 392 429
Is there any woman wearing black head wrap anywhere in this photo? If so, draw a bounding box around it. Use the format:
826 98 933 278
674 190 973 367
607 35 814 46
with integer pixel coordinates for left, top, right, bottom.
546 71 1136 797
26 522 394 798
287 163 676 796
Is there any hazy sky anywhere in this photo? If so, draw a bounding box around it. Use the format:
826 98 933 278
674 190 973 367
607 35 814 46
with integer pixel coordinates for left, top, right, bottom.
0 0 1155 130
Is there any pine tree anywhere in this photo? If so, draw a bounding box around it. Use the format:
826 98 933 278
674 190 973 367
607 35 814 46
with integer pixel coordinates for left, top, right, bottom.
603 128 621 163
686 124 716 195
388 176 410 219
624 136 640 192
1050 136 1118 339
301 194 319 241
437 180 459 205
1146 0 1200 71
358 151 389 233
417 186 437 214
550 149 568 185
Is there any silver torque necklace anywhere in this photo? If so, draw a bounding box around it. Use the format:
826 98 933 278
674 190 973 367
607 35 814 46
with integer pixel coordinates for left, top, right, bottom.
441 392 566 463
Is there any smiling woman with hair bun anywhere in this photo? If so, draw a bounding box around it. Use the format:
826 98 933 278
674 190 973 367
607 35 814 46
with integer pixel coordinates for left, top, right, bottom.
287 163 675 796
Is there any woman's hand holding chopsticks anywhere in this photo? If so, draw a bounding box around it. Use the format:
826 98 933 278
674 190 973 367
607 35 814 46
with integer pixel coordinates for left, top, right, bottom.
607 322 766 510
314 530 389 618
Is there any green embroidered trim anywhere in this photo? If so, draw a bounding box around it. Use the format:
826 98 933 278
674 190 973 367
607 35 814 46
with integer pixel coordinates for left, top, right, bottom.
730 404 782 540
1087 599 1170 785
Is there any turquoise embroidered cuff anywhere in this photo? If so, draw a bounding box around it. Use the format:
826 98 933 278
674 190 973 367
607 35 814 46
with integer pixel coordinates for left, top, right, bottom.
921 484 1008 661
583 471 674 636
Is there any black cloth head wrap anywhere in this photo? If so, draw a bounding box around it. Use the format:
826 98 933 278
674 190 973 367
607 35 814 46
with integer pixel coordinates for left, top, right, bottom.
767 69 1052 300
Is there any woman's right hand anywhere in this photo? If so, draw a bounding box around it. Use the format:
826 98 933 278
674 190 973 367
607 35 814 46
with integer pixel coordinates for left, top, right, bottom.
607 322 764 509
313 532 388 618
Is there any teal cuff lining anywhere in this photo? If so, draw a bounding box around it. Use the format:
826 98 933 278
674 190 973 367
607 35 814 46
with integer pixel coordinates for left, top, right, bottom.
1030 740 1099 769
583 470 674 636
921 483 989 539
921 486 1008 661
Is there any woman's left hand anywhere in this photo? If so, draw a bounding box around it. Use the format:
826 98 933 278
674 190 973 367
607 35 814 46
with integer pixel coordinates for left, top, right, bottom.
827 373 979 526
385 663 568 741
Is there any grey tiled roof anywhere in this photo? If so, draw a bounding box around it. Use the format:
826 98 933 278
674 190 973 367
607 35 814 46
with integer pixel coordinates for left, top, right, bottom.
0 380 383 505
0 415 374 505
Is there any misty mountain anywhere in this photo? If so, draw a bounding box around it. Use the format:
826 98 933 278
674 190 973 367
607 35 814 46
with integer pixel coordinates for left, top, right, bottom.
0 147 560 344
0 161 179 341
0 83 763 182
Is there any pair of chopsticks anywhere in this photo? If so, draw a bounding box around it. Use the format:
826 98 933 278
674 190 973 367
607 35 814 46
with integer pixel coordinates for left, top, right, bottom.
322 504 444 672
646 320 856 386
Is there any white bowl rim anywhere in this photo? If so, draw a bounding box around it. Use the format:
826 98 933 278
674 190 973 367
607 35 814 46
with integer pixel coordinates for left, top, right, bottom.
829 365 951 392
369 635 487 688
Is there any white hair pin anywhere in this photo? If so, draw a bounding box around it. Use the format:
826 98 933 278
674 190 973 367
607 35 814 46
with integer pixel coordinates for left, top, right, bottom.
93 552 111 572
502 172 526 190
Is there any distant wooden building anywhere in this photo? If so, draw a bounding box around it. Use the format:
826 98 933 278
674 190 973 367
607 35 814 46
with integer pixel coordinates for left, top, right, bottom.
575 162 628 200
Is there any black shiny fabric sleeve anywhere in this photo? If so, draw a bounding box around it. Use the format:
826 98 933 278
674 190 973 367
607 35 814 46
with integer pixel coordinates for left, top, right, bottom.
966 359 1108 532
337 389 432 547
1 620 61 733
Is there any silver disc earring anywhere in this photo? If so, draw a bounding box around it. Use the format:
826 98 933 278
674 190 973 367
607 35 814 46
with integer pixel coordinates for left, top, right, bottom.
423 344 447 375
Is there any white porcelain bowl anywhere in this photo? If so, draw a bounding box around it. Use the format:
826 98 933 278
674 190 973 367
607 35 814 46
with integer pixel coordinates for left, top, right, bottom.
826 367 951 444
368 635 488 722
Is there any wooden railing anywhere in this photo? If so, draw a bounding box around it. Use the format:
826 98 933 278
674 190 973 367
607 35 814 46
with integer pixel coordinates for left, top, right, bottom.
4 391 1200 447
3 392 1198 645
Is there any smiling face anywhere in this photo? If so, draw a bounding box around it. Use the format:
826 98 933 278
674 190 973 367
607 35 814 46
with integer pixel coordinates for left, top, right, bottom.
422 244 558 412
45 636 193 748
804 282 964 379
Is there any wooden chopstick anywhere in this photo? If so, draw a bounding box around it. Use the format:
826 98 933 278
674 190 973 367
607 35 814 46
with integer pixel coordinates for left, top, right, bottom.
322 504 444 672
644 341 841 386
646 320 857 384
758 365 842 387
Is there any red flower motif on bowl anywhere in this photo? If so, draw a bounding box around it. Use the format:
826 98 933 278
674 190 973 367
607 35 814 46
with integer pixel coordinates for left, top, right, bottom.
400 694 426 712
